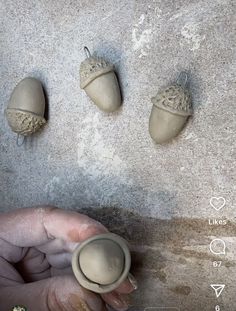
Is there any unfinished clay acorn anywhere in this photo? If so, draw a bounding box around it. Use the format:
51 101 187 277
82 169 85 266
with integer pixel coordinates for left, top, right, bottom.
80 47 121 112
5 77 46 139
149 72 192 144
72 233 131 294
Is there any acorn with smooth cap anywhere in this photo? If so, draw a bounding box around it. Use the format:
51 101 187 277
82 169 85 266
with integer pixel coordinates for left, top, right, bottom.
72 233 131 294
149 72 193 144
5 77 46 144
80 47 121 112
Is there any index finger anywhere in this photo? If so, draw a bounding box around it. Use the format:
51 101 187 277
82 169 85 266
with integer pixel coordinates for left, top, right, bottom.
0 206 108 247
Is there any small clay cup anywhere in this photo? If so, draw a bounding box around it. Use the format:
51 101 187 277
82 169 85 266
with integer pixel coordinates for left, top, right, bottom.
72 233 131 294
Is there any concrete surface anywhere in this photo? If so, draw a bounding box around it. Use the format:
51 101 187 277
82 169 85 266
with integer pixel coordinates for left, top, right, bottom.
0 0 236 310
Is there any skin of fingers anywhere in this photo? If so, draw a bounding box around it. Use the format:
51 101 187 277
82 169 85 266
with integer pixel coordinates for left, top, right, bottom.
0 275 106 311
50 266 73 277
36 238 79 254
49 271 136 310
0 206 107 279
101 275 138 309
48 275 106 311
0 257 24 286
46 252 72 269
0 206 137 309
16 247 51 281
0 206 108 248
49 268 136 310
0 236 27 263
97 276 137 309
101 292 130 311
115 276 137 294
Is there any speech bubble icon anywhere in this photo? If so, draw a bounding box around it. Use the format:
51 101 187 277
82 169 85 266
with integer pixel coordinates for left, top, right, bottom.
210 239 226 255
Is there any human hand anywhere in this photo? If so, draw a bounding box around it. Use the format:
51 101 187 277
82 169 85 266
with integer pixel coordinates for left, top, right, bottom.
0 206 137 311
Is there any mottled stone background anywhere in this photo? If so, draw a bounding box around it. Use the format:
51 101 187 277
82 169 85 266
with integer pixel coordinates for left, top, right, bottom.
0 0 236 310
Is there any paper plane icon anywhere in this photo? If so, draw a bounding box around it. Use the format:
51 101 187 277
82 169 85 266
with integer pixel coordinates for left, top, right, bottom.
210 284 225 298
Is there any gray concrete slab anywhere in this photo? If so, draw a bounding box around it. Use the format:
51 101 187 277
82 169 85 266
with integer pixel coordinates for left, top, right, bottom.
0 0 236 310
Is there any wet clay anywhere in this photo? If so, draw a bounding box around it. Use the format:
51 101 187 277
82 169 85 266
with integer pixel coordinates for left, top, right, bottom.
78 207 236 310
79 239 125 285
149 73 192 144
72 233 131 293
80 47 121 112
5 77 46 136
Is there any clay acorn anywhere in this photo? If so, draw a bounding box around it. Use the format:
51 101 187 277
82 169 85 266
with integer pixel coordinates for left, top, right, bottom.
80 47 121 112
149 72 193 144
5 77 46 144
72 233 131 294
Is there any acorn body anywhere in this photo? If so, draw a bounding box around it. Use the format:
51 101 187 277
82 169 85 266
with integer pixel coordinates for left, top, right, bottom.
72 233 131 294
80 50 121 112
5 77 46 136
149 81 192 144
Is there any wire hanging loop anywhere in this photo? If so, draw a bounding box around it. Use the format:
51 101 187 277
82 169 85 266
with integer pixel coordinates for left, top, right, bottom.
16 133 25 147
84 46 91 58
176 71 188 88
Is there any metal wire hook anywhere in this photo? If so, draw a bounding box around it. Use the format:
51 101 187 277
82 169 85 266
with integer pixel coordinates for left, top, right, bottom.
16 133 25 147
84 46 91 58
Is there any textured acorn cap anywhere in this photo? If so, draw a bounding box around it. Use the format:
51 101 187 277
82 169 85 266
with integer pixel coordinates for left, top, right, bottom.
151 85 192 117
5 77 46 136
80 56 114 89
72 233 131 294
5 109 46 136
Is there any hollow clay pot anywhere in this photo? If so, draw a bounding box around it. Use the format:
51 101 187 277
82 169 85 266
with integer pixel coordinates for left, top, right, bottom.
80 48 121 112
72 233 131 294
5 77 46 136
149 74 192 144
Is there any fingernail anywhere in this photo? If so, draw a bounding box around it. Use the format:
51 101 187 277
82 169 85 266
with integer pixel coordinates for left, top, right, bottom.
111 294 129 310
128 273 138 290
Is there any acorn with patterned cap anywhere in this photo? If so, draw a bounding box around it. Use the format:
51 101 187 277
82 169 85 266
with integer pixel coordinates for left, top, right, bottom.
5 77 46 145
149 72 193 144
80 47 121 112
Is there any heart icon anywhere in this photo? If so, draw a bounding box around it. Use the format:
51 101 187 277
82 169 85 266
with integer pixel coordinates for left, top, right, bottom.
210 197 226 211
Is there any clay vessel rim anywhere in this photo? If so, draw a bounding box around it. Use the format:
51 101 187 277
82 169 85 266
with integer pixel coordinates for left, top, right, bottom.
151 100 193 116
80 66 114 89
72 233 131 294
5 107 46 119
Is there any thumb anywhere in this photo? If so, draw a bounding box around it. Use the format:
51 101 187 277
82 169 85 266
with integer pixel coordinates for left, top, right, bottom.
0 275 106 311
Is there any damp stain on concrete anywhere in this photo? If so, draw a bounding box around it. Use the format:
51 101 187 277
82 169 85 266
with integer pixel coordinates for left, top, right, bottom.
79 206 236 256
78 206 236 308
170 285 191 296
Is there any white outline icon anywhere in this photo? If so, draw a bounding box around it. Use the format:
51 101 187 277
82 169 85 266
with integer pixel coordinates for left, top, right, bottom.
211 284 225 298
210 239 226 255
210 197 226 211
